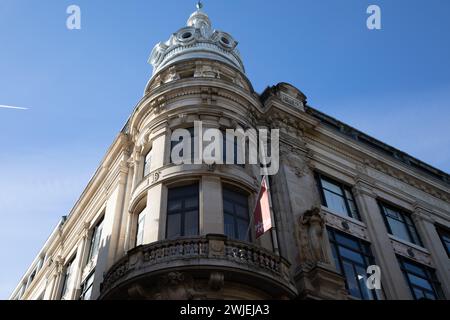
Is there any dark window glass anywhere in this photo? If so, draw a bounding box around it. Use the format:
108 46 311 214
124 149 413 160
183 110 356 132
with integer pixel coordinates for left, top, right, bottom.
379 203 422 246
223 187 250 241
171 127 195 163
436 227 450 258
316 174 360 220
87 217 104 263
79 272 95 301
328 228 378 300
60 256 76 299
398 257 444 300
166 184 199 239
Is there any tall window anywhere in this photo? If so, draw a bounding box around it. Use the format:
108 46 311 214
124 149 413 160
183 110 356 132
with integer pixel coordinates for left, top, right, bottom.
166 183 199 239
60 256 76 299
398 257 444 300
143 148 153 177
135 209 146 247
87 217 104 263
379 202 422 246
316 173 359 220
437 226 450 258
328 228 378 300
223 186 250 241
79 272 95 301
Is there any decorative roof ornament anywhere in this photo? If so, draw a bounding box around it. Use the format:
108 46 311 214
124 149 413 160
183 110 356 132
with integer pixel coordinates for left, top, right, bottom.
149 2 244 76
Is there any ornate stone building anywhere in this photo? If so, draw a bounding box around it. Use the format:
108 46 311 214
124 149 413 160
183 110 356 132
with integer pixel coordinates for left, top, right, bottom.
10 5 450 301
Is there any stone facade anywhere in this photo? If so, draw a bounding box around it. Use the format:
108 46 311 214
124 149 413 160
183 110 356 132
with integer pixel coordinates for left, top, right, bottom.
10 6 449 301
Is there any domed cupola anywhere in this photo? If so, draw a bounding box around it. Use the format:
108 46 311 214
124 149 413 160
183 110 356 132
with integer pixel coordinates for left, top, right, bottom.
149 2 245 76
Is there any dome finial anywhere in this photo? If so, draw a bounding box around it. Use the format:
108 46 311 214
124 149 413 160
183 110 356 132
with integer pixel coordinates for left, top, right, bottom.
196 1 203 11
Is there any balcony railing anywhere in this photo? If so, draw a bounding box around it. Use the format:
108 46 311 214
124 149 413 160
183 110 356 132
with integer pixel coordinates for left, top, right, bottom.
100 235 294 298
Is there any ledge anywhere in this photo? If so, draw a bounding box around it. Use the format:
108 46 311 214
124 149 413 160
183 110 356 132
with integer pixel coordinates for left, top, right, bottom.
99 235 297 299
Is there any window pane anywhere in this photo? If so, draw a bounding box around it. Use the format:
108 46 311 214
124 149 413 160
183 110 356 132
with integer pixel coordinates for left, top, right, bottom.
330 244 341 274
184 197 198 209
424 291 437 300
408 274 433 291
387 216 412 242
342 261 361 299
168 200 182 212
144 149 152 177
167 184 199 238
403 261 427 277
335 233 360 251
385 207 402 220
236 218 250 241
136 212 145 247
224 214 235 239
324 190 349 217
223 187 250 241
347 200 358 217
184 210 199 236
167 214 181 239
223 200 234 214
321 178 343 195
235 204 248 219
413 288 425 300
339 247 365 265
355 265 371 300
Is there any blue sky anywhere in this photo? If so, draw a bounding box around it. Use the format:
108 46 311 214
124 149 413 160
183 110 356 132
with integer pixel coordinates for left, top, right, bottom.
1 0 449 298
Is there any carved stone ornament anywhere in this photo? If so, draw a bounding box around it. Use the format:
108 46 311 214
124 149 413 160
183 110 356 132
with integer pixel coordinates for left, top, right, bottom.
280 144 311 178
154 272 196 300
298 207 330 266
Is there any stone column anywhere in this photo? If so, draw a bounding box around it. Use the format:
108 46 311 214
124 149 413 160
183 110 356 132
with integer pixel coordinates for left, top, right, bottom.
201 176 224 235
353 181 412 299
413 203 450 298
50 258 64 300
90 161 129 300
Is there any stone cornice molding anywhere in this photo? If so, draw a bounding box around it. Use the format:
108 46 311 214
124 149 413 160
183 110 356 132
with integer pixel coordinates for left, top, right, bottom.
307 125 450 203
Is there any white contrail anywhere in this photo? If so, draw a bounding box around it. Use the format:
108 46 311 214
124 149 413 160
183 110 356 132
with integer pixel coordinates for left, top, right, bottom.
0 105 29 110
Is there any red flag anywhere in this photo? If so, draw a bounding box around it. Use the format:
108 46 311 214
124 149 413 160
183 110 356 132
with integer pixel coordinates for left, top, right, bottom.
254 177 272 238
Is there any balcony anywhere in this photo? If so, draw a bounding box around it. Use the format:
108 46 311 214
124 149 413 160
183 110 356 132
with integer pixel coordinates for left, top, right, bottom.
100 235 297 300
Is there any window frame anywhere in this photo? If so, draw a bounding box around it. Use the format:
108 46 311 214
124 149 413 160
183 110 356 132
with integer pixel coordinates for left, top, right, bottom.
143 148 153 178
222 185 251 242
135 208 146 247
79 271 95 301
436 225 450 258
60 255 76 299
166 183 200 239
315 172 360 220
86 216 105 264
398 256 444 300
378 201 423 247
327 227 379 300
